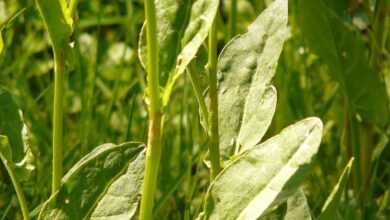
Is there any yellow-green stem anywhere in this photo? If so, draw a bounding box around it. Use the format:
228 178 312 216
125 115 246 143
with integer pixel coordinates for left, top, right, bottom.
208 15 221 179
52 49 65 194
139 0 161 218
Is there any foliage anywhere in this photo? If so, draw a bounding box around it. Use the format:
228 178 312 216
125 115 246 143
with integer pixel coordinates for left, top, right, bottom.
0 0 389 219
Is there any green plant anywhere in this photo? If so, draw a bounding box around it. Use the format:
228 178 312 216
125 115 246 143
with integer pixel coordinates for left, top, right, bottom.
0 0 389 219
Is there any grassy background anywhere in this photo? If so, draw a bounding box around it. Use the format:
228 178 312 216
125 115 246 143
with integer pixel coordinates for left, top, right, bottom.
0 0 389 219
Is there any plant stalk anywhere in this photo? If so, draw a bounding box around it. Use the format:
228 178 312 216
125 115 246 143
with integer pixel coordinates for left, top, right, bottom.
52 49 66 194
0 155 29 220
228 0 237 40
139 0 162 218
208 15 221 179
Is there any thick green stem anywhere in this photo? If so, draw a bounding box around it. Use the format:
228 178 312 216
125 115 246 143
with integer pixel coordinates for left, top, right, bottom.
139 0 161 218
208 16 221 179
52 49 65 194
0 155 29 220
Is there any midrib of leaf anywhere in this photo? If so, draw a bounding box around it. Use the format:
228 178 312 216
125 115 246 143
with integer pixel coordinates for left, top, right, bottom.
236 126 317 219
204 117 323 220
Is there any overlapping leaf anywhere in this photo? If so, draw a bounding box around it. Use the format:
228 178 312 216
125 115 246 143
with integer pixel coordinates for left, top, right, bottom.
217 0 288 157
204 117 323 220
38 142 145 220
284 189 312 220
298 0 389 127
139 0 218 104
318 158 354 220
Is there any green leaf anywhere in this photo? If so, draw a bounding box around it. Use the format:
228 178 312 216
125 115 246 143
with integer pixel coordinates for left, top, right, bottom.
38 142 145 220
90 147 145 220
298 0 389 127
217 0 288 157
36 0 72 50
0 87 35 181
318 158 354 220
139 0 218 105
0 88 24 161
204 117 323 220
284 189 312 220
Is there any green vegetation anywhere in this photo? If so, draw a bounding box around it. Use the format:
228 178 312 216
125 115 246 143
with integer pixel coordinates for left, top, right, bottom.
0 0 389 219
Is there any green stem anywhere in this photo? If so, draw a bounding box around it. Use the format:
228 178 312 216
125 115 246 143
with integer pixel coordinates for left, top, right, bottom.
208 15 221 179
228 0 237 40
139 0 161 218
187 67 209 129
0 155 29 220
52 49 65 194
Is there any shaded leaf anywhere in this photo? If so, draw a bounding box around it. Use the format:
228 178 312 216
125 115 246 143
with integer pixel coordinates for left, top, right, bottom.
0 88 24 161
204 117 323 220
318 158 354 220
284 189 312 220
217 0 288 157
298 0 389 127
38 142 145 220
0 88 35 181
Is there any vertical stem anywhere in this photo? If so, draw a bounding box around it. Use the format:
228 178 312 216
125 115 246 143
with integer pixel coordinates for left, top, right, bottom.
139 0 161 218
0 156 29 220
208 14 221 179
228 0 237 40
52 49 65 194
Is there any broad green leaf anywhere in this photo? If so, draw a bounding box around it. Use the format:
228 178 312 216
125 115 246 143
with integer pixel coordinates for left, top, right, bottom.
318 158 354 220
36 0 72 50
139 0 218 105
284 189 312 220
217 0 288 157
204 117 323 220
38 142 145 220
298 0 389 127
90 147 145 220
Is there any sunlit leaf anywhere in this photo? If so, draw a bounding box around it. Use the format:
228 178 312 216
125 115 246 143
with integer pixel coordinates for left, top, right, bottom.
38 142 145 220
217 0 288 157
204 117 323 220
